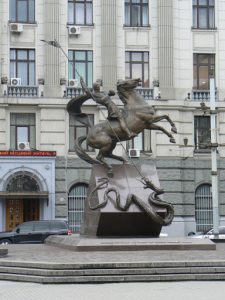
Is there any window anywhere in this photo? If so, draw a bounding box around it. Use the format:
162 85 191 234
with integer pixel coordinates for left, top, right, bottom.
127 133 143 151
68 183 88 233
33 222 49 232
127 130 151 152
194 116 211 151
193 54 215 90
10 113 36 150
6 174 39 191
10 49 36 86
193 0 215 29
68 0 93 25
16 222 34 233
50 222 67 230
69 114 94 151
125 0 149 27
68 50 93 87
10 0 35 23
125 51 149 87
195 184 213 232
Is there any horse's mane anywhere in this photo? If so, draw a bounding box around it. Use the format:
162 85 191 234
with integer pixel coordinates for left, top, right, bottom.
117 78 141 105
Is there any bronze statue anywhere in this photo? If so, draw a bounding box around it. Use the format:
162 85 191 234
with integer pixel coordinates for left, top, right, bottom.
67 78 176 230
67 78 177 175
80 77 136 139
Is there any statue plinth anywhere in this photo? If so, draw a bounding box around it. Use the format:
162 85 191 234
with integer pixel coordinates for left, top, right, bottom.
81 163 166 237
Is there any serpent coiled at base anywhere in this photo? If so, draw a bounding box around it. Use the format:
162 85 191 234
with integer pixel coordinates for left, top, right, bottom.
87 177 174 226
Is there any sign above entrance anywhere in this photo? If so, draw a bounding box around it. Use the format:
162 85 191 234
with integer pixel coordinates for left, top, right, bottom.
0 151 56 157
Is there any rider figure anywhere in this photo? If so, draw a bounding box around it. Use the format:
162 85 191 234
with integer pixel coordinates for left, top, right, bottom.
80 77 136 139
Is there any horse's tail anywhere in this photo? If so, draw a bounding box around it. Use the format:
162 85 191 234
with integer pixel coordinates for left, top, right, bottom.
75 136 100 165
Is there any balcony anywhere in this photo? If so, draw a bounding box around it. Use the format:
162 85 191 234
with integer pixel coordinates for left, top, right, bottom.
192 89 218 102
7 86 39 97
66 87 154 100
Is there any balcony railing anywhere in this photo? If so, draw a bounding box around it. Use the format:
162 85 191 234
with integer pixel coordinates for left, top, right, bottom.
66 87 154 100
66 87 84 98
136 88 154 100
192 89 218 101
7 86 39 97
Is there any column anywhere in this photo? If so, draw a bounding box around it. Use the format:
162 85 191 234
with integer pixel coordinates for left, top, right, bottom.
158 0 174 99
101 0 117 90
44 0 61 97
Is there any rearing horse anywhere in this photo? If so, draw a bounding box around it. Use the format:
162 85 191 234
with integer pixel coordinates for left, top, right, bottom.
67 78 177 173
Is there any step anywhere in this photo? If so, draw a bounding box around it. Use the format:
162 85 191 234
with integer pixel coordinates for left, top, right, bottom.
1 265 225 277
1 272 225 284
1 259 225 283
2 260 225 270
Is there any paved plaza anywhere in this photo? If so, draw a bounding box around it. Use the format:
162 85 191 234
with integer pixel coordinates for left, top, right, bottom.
1 241 225 299
1 241 225 264
0 280 225 300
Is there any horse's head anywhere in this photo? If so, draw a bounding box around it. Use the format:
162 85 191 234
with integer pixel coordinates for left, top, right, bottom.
117 78 145 105
117 78 141 92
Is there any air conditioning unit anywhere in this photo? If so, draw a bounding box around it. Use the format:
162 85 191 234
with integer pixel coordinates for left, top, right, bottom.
10 23 23 32
17 142 30 151
68 26 81 35
128 149 140 158
11 78 22 86
68 79 79 87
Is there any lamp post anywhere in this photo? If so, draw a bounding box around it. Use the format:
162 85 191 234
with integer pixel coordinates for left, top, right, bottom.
209 67 219 236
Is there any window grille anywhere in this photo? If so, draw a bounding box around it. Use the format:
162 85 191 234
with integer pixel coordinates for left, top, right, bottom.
68 183 87 233
195 184 213 232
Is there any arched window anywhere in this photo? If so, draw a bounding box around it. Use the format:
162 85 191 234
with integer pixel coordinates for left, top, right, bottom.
6 174 40 192
195 184 213 232
68 183 88 233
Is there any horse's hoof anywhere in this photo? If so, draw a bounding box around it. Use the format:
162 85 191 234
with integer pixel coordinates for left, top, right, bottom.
171 126 177 133
170 138 176 143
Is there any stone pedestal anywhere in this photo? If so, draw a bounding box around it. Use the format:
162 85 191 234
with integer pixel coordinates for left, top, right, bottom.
81 163 166 237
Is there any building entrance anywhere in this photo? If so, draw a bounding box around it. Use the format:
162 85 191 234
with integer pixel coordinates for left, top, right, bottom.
6 198 40 231
5 173 42 231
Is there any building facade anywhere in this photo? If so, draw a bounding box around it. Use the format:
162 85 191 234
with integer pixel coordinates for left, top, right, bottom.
0 0 225 236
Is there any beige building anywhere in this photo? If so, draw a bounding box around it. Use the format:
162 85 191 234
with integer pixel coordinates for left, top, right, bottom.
0 0 225 236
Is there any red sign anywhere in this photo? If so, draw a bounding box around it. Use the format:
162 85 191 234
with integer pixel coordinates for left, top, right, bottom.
0 151 56 157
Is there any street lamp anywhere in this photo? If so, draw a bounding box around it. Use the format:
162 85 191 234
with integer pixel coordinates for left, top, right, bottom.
209 66 219 237
40 39 81 79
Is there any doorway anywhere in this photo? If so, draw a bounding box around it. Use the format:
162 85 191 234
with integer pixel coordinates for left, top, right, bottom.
6 199 40 231
23 199 40 222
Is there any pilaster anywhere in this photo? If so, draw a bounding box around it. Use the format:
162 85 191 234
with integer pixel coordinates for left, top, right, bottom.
101 0 117 90
44 0 61 97
158 0 174 99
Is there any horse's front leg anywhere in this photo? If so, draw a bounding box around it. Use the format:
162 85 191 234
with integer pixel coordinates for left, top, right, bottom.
147 123 176 143
151 115 177 133
105 141 128 164
96 152 114 177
